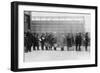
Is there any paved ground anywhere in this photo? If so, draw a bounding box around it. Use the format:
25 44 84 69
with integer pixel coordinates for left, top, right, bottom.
24 46 90 62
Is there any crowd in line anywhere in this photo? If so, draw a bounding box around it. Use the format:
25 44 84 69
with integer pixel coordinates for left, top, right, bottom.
24 31 90 53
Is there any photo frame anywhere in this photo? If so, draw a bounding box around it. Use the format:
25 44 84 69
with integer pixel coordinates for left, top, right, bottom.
11 1 98 72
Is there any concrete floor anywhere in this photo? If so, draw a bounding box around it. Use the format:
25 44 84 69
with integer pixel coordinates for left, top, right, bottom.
24 46 90 62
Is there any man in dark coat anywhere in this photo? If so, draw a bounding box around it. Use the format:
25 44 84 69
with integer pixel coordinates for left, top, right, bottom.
33 33 39 50
45 33 49 50
75 33 82 51
84 32 90 51
40 34 45 50
78 33 82 51
26 31 33 52
67 33 72 51
32 33 36 50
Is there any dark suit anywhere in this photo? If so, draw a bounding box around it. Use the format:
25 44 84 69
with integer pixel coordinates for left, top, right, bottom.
26 32 33 52
33 34 39 50
84 33 89 51
75 34 82 51
67 36 72 51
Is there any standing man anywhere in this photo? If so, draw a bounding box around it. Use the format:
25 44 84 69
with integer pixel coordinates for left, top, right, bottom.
40 33 45 50
75 33 78 51
75 33 82 51
32 33 35 50
26 30 33 52
33 33 39 50
78 33 82 51
35 34 39 50
48 33 53 50
67 33 72 51
45 33 49 50
84 32 90 51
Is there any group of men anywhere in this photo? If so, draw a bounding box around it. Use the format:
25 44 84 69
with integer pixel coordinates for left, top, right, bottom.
66 33 90 51
24 31 57 52
24 31 90 53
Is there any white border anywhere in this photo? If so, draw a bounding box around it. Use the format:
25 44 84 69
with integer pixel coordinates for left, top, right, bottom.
18 5 95 68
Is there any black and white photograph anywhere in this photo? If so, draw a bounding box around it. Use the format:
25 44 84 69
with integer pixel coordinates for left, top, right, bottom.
11 1 97 71
24 11 91 62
